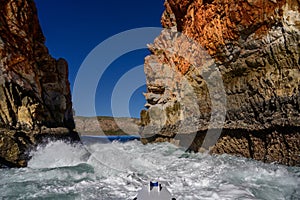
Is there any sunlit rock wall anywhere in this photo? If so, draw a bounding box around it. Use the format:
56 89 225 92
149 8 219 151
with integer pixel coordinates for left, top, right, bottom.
141 0 300 166
0 0 79 167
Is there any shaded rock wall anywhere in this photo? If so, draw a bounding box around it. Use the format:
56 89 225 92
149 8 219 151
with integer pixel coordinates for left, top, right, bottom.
141 0 300 166
0 0 79 167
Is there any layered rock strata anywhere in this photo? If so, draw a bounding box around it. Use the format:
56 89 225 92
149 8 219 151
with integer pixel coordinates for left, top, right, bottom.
140 0 300 166
0 0 79 167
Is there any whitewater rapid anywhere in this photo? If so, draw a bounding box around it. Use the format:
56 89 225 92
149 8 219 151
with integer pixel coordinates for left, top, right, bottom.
0 138 299 199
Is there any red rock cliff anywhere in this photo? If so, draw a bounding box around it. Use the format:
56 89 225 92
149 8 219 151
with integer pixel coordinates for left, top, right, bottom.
0 0 79 167
141 0 300 166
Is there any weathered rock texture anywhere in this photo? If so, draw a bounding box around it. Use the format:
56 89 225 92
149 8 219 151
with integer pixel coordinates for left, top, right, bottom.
140 0 300 166
0 0 79 167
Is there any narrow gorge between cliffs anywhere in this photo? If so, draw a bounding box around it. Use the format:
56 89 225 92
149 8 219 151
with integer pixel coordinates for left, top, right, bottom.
0 0 299 199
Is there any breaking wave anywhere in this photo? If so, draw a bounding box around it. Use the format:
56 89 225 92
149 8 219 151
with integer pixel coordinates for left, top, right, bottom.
0 138 299 199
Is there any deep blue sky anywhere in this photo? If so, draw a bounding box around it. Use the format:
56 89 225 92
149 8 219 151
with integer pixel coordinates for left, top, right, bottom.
35 0 165 118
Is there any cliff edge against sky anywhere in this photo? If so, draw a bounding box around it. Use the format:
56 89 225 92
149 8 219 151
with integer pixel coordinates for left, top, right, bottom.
0 0 79 167
141 0 300 166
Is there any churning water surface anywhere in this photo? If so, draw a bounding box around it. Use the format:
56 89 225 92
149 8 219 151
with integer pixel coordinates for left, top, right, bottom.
0 137 299 200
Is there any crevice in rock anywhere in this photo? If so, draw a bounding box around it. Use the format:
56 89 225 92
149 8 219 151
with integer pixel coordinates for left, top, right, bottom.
246 131 254 159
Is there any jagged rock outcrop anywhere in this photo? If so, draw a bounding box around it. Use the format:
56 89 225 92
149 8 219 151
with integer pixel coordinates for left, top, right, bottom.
0 0 79 167
140 0 300 166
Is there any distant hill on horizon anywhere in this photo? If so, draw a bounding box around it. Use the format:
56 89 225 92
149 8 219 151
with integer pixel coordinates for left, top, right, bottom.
74 116 140 136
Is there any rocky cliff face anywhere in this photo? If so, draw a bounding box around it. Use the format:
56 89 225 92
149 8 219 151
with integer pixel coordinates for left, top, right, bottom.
140 0 300 166
0 0 79 167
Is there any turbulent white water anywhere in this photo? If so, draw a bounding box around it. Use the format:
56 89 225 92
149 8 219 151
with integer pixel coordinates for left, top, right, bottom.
0 138 299 200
